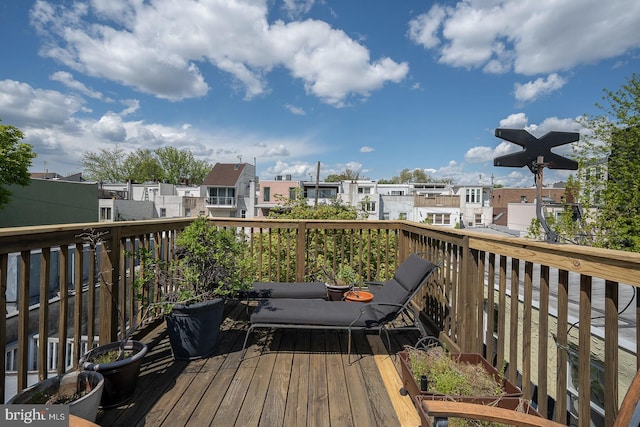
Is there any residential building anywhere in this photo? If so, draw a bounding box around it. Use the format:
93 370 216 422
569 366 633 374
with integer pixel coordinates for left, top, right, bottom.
202 162 256 218
98 181 203 221
255 175 300 217
339 180 381 220
492 187 573 228
301 180 341 206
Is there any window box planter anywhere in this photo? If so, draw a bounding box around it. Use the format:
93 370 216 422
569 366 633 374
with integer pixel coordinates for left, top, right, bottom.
399 350 522 402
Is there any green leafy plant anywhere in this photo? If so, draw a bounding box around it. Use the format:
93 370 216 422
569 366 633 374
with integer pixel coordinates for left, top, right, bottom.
166 216 255 304
404 346 504 397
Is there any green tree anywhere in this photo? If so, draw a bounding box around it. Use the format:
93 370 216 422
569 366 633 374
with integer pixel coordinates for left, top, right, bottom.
122 149 163 183
268 191 360 220
81 146 212 184
555 73 640 251
379 168 434 184
155 147 211 185
0 121 36 208
325 168 364 182
81 146 128 182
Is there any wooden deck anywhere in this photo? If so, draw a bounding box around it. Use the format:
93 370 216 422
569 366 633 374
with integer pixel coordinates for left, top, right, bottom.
95 301 422 427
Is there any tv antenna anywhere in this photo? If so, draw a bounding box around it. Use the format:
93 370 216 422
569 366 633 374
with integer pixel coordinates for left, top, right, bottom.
493 128 579 243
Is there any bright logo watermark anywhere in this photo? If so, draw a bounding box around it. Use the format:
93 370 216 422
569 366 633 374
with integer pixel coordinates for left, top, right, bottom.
1 405 68 426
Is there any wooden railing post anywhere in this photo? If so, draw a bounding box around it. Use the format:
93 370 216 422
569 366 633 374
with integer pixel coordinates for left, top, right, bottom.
99 227 121 345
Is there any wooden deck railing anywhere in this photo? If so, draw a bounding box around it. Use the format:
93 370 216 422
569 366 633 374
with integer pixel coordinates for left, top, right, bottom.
1 218 639 427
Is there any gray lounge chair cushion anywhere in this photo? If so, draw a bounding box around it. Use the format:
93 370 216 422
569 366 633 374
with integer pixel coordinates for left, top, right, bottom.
244 281 327 299
393 254 437 293
251 299 379 327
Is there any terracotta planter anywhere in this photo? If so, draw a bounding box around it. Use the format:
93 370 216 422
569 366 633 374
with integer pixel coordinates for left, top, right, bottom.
399 351 521 402
344 290 374 302
415 395 542 427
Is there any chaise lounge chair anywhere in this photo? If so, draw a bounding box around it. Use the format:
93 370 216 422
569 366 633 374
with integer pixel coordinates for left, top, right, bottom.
241 253 440 361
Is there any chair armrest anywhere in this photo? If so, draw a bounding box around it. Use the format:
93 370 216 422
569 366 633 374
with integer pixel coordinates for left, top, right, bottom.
419 400 566 427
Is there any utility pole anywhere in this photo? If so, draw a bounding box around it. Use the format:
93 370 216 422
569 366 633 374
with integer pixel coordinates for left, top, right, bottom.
314 161 320 207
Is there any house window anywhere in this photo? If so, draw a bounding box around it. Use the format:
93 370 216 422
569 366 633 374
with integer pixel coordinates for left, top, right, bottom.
289 187 297 200
241 209 246 218
398 212 407 220
209 187 235 204
184 208 191 217
432 214 451 225
263 187 270 202
521 196 528 203
475 213 482 225
465 188 481 203
383 212 390 220
358 187 371 194
160 208 167 217
305 188 337 199
100 207 111 221
390 190 404 196
362 201 376 212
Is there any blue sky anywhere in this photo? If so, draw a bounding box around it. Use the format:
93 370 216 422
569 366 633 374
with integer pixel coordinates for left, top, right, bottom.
1 0 639 187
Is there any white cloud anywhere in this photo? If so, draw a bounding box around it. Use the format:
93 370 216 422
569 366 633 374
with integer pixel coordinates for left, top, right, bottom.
360 146 374 153
281 0 316 18
514 74 567 103
499 112 528 128
0 79 84 127
30 0 408 105
50 71 103 99
408 0 640 75
285 104 306 115
91 113 126 141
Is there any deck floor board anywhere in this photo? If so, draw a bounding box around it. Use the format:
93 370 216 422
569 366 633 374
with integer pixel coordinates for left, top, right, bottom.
96 301 419 427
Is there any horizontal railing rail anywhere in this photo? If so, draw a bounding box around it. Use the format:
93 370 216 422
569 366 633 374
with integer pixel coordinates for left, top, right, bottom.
1 218 638 427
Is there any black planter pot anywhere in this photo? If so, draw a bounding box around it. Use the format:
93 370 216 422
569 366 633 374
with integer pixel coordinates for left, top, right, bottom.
165 298 225 360
81 340 148 408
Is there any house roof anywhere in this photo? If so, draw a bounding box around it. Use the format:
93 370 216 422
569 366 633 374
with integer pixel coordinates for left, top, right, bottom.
202 163 246 186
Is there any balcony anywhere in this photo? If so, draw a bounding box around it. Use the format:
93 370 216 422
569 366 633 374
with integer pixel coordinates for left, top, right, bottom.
205 196 237 208
1 218 638 426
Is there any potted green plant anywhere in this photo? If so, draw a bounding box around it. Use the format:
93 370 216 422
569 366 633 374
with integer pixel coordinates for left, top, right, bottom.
76 229 149 409
163 216 254 360
7 371 104 422
319 261 360 301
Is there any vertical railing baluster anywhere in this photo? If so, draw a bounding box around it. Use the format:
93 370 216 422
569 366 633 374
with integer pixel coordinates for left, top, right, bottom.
522 261 533 399
604 280 619 427
578 275 592 427
508 258 519 384
18 250 30 391
73 243 83 369
497 256 507 373
538 265 550 418
556 269 569 423
38 248 51 381
485 253 496 365
57 246 68 375
0 253 7 402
